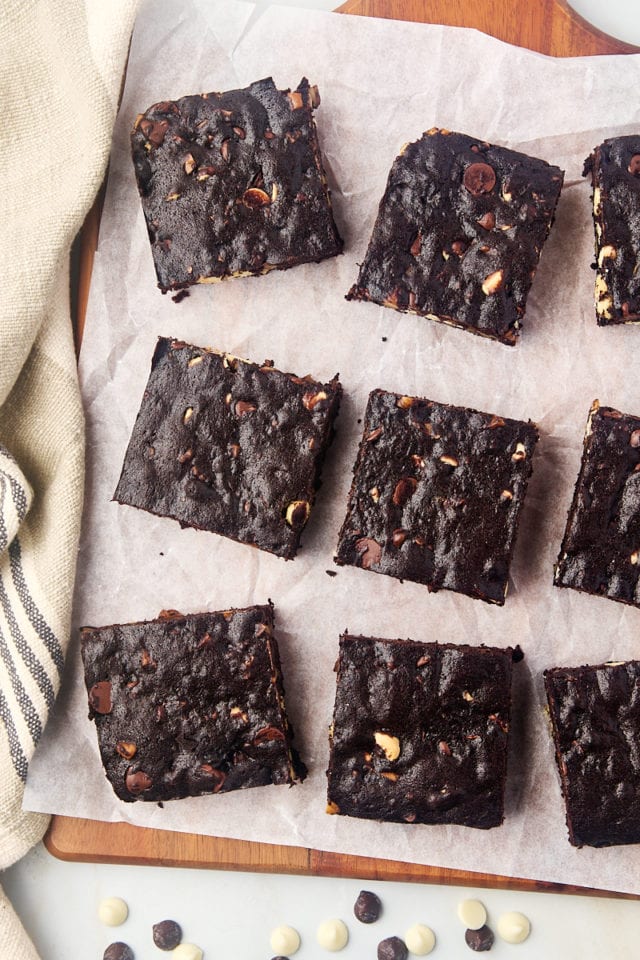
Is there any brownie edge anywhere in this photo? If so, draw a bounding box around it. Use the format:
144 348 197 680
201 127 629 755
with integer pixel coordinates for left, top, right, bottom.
81 604 306 803
544 660 640 847
327 635 514 828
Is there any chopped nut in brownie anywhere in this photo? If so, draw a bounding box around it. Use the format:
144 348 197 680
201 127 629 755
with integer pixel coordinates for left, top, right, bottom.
347 128 563 344
81 603 305 802
326 635 515 828
131 77 342 293
335 389 538 604
114 338 341 560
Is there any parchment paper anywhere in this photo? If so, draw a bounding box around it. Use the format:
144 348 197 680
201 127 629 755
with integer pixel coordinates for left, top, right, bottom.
25 0 640 894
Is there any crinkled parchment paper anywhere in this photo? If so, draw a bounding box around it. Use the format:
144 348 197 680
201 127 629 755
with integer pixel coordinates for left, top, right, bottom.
25 0 640 894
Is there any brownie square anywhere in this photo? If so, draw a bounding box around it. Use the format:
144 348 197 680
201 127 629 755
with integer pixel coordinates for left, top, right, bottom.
583 136 640 325
335 389 538 604
544 660 640 847
81 604 306 803
326 635 514 828
114 337 342 559
347 128 564 344
131 77 343 292
554 400 640 606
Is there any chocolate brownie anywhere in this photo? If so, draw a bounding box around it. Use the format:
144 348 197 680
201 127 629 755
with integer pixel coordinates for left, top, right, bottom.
326 635 515 828
113 338 341 559
544 660 640 847
335 389 538 604
554 400 640 607
131 77 342 292
583 136 640 325
347 128 564 344
81 604 306 802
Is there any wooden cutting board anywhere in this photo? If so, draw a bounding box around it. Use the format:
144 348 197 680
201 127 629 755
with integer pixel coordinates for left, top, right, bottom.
48 0 639 896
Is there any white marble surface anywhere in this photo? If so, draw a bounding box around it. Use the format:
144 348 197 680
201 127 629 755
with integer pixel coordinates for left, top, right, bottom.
4 841 640 959
4 2 640 959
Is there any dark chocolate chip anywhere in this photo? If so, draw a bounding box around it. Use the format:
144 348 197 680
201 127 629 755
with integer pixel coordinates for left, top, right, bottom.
465 925 495 951
153 919 182 950
377 935 408 960
355 537 382 569
628 154 640 176
103 943 134 960
125 768 153 795
89 681 112 714
353 889 382 923
196 764 226 792
463 162 496 196
252 725 286 745
392 477 417 507
235 400 258 416
511 645 525 663
477 211 496 230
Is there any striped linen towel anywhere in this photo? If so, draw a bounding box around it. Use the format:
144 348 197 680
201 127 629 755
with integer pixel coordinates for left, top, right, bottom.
0 0 138 955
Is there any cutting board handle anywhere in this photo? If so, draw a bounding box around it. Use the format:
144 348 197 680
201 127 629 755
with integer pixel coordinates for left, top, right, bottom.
337 0 638 56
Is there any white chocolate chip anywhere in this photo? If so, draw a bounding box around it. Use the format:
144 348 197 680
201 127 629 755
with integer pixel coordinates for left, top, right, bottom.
404 923 436 955
593 185 601 214
374 731 401 762
482 269 504 296
270 925 301 956
497 911 531 944
316 919 349 951
172 945 203 960
457 898 487 930
98 897 128 926
598 244 617 266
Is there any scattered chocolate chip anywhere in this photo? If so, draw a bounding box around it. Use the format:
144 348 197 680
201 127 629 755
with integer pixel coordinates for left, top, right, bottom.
465 925 495 951
89 681 112 714
512 645 525 663
628 154 640 176
377 935 408 960
325 570 337 577
381 336 387 342
463 162 496 196
125 768 153 795
103 943 134 960
354 889 382 923
171 290 190 303
153 919 182 950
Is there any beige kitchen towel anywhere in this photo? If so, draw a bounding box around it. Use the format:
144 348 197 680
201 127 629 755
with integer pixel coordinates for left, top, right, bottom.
0 0 139 955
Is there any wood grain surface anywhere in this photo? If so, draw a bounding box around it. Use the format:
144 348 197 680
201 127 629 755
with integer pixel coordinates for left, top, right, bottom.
48 0 639 893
